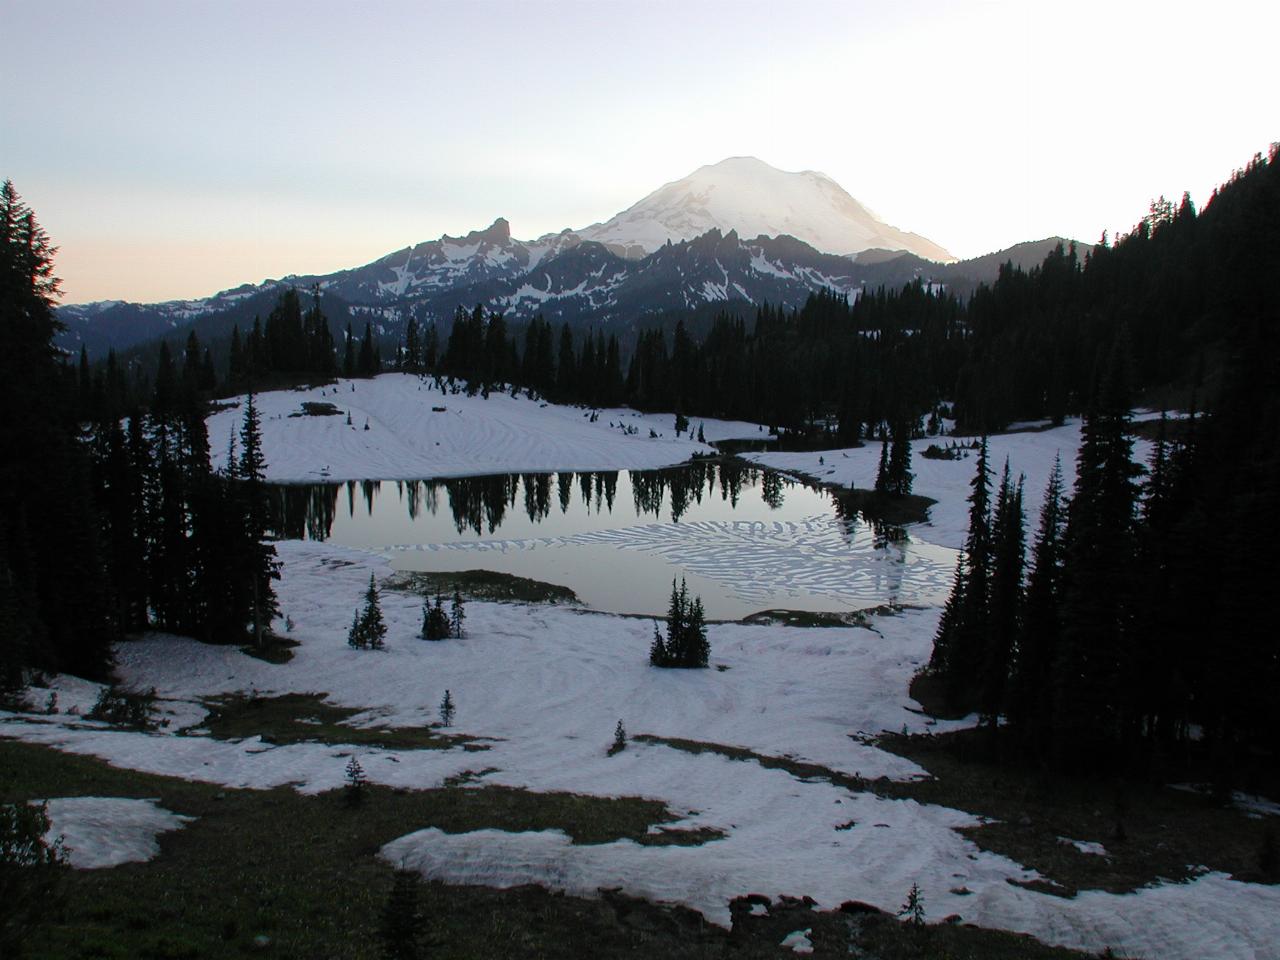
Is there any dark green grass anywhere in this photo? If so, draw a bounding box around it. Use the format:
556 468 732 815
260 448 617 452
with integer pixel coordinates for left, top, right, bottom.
637 729 1277 898
0 737 1111 958
199 692 490 751
879 729 1280 896
1 739 724 959
386 569 580 605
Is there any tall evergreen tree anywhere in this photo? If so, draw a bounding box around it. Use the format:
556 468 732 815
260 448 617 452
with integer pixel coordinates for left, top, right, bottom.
0 180 116 679
981 461 1025 727
1007 455 1065 750
1053 343 1142 768
237 393 280 647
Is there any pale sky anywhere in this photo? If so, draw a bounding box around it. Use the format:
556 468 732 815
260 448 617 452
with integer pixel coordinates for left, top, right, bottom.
3 0 1276 304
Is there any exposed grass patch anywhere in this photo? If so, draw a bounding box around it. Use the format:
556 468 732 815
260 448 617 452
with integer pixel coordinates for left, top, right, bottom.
238 633 299 665
1 739 1105 958
640 729 1279 899
0 740 728 960
740 604 920 629
199 692 488 752
740 609 869 628
386 569 580 605
877 728 1280 896
290 400 343 417
633 734 881 795
730 895 1089 960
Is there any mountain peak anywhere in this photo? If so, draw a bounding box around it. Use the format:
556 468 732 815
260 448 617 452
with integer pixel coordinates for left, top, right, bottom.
577 158 952 262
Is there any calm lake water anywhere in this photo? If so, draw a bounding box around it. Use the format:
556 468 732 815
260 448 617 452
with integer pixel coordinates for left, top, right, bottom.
267 461 955 620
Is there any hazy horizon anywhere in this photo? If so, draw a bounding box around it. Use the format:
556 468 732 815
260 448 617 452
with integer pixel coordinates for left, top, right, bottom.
4 0 1277 304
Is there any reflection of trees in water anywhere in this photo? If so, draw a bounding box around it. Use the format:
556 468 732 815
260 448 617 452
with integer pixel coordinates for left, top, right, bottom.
522 473 551 524
266 483 340 541
831 496 906 547
445 474 519 536
630 460 778 522
265 462 803 540
557 472 573 514
398 480 441 521
761 470 784 509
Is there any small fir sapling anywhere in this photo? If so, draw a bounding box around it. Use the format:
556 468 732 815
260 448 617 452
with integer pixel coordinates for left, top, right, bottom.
898 882 925 926
439 689 455 728
609 719 627 755
344 756 367 806
348 574 388 650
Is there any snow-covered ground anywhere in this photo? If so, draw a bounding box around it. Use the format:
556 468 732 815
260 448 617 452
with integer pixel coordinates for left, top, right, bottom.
206 373 765 482
747 413 1167 551
4 538 1277 959
3 399 1273 959
42 796 193 869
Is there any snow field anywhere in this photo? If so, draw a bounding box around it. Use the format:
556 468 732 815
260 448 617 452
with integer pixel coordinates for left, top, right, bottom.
6 400 1274 959
4 536 1278 958
41 797 193 869
206 373 765 483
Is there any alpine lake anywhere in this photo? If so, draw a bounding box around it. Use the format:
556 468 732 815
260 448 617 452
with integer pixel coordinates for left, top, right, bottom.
266 458 956 621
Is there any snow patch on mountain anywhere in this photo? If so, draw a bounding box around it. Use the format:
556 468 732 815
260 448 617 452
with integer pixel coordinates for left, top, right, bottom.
578 157 953 262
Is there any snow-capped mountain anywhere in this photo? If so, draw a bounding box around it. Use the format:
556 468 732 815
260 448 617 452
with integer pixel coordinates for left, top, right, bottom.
398 229 864 329
575 157 953 262
278 218 583 304
59 157 971 355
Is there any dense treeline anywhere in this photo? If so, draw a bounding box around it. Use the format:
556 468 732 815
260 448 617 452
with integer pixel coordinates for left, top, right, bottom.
928 331 1279 789
1 181 279 687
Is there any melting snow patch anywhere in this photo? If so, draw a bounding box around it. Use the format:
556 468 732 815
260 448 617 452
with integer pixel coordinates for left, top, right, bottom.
43 797 194 868
780 928 813 953
1058 837 1108 857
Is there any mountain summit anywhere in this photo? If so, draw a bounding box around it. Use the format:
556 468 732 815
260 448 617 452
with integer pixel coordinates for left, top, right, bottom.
576 156 953 262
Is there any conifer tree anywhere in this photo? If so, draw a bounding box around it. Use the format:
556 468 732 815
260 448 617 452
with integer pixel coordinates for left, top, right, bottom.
981 462 1024 727
344 755 367 806
359 322 377 376
651 578 709 668
350 573 387 650
422 593 450 641
439 689 455 727
649 621 667 667
888 421 914 496
449 588 465 639
237 393 280 646
1053 344 1141 768
0 180 116 680
1007 456 1064 749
